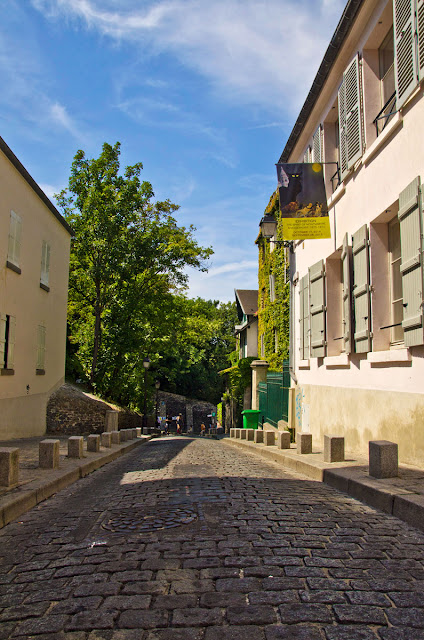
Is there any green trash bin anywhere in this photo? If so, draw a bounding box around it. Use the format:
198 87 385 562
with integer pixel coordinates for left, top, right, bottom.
241 409 261 430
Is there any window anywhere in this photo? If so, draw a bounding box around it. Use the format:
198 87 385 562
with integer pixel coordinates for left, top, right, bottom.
274 329 279 354
7 211 22 272
338 54 364 179
36 325 46 373
40 241 50 290
0 314 16 372
269 274 276 302
260 333 265 358
388 218 404 344
393 0 424 109
376 28 396 135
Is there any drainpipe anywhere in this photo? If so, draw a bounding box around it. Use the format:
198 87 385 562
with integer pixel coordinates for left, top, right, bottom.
289 247 298 385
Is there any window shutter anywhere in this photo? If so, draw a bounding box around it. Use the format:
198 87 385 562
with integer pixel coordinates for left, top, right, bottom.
344 54 363 168
341 233 353 354
394 0 417 108
338 78 348 180
418 0 424 80
7 316 16 369
352 225 372 353
0 314 6 368
269 274 275 302
37 325 46 369
312 125 322 163
41 241 50 286
303 146 311 163
299 275 310 359
8 211 22 266
398 176 424 346
309 260 326 358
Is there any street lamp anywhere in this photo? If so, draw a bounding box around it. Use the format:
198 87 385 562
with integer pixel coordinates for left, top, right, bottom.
142 357 150 429
259 214 293 250
155 380 160 429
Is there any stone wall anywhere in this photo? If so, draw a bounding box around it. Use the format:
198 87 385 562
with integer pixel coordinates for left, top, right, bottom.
157 391 216 434
46 384 141 436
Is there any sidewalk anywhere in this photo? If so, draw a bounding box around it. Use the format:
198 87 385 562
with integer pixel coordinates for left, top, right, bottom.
0 434 151 529
223 435 424 533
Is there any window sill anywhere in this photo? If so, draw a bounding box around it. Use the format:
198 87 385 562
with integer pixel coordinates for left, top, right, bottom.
1 368 15 376
36 369 46 375
40 283 50 292
6 261 21 275
298 359 310 369
327 183 346 208
362 112 403 166
324 353 350 368
367 348 411 365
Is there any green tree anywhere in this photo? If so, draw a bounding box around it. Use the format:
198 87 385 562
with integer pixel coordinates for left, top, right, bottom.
57 142 212 393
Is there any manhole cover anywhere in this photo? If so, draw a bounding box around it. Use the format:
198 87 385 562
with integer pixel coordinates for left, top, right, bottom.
101 504 198 534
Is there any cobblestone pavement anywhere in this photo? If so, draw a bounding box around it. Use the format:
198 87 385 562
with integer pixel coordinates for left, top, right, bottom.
1 437 424 640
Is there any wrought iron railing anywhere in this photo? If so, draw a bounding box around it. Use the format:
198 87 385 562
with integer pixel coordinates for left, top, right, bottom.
373 91 397 137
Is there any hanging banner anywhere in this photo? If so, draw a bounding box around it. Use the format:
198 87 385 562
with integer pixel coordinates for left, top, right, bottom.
276 163 331 240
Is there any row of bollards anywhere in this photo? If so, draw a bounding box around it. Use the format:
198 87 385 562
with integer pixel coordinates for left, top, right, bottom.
0 428 142 487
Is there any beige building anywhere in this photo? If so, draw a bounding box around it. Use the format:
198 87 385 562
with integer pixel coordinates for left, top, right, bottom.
0 136 72 439
234 289 258 360
274 0 424 466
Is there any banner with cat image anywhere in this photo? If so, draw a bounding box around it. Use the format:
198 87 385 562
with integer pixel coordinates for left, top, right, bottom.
276 163 330 240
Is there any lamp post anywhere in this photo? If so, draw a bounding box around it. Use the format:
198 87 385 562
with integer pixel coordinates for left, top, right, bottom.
259 214 293 250
142 357 150 429
155 380 160 429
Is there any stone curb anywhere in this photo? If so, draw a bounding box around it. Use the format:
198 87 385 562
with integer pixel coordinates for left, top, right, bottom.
223 437 424 533
0 437 151 529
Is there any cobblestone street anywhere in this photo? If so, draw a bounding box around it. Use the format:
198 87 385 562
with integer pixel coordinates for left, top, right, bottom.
1 436 424 639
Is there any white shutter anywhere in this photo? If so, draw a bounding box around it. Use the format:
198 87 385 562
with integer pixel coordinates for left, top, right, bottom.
41 241 50 286
309 260 326 358
418 0 424 80
7 316 16 369
0 314 6 368
312 125 322 163
341 233 353 354
37 325 46 369
394 0 418 108
8 211 22 266
299 275 310 360
269 274 275 302
338 78 348 180
352 225 372 353
398 176 424 346
344 55 363 168
303 146 312 163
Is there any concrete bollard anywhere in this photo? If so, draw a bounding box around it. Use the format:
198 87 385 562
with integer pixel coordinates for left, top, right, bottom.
101 432 112 448
87 435 100 453
234 429 240 438
143 427 149 435
297 433 312 454
264 431 275 446
120 430 127 442
230 429 235 438
369 440 398 478
0 447 19 486
136 428 142 438
254 429 264 444
277 431 291 450
39 439 60 469
324 435 345 463
105 410 119 432
68 436 84 459
246 429 255 441
240 429 247 440
111 430 121 445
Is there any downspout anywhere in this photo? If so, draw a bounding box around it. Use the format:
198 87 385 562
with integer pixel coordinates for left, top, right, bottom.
289 245 298 385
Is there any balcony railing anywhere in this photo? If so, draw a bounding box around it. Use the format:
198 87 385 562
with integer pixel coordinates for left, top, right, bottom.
373 91 397 137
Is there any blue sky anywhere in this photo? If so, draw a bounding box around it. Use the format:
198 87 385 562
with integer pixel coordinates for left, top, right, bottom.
1 0 345 302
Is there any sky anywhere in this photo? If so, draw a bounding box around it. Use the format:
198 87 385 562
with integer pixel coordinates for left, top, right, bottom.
1 0 345 302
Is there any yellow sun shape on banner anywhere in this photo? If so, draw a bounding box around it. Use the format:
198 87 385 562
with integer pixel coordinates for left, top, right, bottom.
312 163 323 173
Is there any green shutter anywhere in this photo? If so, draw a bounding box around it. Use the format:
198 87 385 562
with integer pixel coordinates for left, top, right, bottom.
341 233 353 354
352 225 372 353
299 275 310 359
7 316 16 369
398 176 424 346
418 0 424 80
312 125 322 163
338 78 348 180
0 314 6 368
344 54 363 168
394 0 417 108
309 260 326 358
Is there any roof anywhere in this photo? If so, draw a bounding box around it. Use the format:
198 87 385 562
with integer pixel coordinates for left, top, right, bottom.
0 136 73 235
235 289 258 316
278 0 365 163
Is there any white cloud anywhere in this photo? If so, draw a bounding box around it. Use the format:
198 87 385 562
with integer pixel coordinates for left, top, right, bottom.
31 0 346 114
39 183 64 200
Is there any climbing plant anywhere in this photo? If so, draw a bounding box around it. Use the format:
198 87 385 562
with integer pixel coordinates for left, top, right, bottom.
256 190 290 370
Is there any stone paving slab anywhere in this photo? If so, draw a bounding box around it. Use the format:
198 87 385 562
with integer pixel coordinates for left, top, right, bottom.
0 435 152 528
223 436 424 532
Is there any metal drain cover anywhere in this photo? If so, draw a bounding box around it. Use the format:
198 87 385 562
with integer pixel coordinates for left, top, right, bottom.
101 504 198 534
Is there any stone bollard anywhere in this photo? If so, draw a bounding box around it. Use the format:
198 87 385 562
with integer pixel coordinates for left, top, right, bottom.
234 429 240 438
264 431 275 446
277 431 291 450
369 440 398 478
87 435 100 453
254 429 264 444
246 429 255 442
111 431 121 445
101 432 112 448
39 439 60 469
240 429 247 440
105 410 119 432
136 428 142 438
120 430 127 442
297 433 312 454
68 436 84 459
230 429 235 438
143 427 149 435
0 447 19 486
324 435 345 463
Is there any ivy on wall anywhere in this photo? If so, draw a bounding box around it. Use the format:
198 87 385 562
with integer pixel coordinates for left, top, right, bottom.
257 190 290 370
